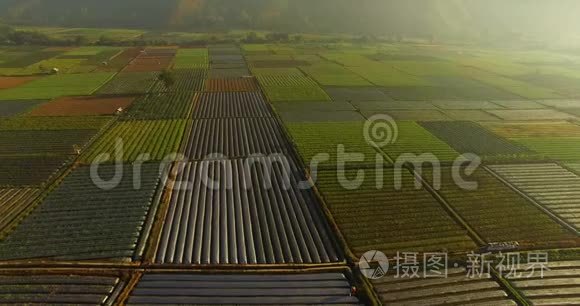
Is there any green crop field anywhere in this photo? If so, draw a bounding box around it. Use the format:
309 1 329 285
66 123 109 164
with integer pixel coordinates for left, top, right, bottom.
0 73 115 99
300 63 372 86
287 122 385 168
422 167 578 249
81 119 186 163
97 72 159 95
257 74 331 102
379 121 461 162
150 69 206 92
172 48 209 69
316 167 477 257
514 138 580 161
123 92 195 119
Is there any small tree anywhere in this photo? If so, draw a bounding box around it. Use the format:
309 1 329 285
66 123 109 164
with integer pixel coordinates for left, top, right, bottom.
158 70 176 90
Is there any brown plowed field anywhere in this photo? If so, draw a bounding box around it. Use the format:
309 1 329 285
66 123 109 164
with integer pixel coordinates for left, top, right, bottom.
123 56 174 72
28 96 135 116
205 78 259 92
0 77 40 89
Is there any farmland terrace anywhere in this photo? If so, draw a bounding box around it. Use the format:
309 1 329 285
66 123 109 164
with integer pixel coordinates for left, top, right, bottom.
0 41 579 305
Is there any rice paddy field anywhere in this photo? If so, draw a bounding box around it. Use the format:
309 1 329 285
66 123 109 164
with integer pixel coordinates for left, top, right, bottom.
1 40 580 305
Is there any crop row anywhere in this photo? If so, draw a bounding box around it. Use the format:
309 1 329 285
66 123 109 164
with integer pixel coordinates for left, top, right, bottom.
286 121 380 168
183 118 289 160
316 168 477 257
192 92 271 119
419 121 535 160
488 163 580 231
0 99 43 117
0 188 40 232
0 164 162 261
126 273 358 305
0 156 68 187
205 78 259 92
97 72 159 95
81 119 186 163
372 267 516 306
150 69 206 92
0 274 121 305
503 260 580 305
123 92 195 119
423 167 578 248
0 129 99 156
156 157 342 265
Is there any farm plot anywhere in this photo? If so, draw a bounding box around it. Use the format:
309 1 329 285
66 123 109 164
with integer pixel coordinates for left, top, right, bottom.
432 101 502 110
0 163 163 261
355 100 437 111
440 110 501 121
300 63 372 87
0 72 115 100
517 73 580 98
491 100 547 109
210 54 245 65
286 122 382 168
123 55 173 72
0 116 111 130
348 64 431 87
156 157 342 265
325 87 391 101
513 138 580 161
487 109 576 121
503 260 580 305
97 72 159 95
362 110 450 121
123 92 195 119
0 274 122 305
273 101 355 112
192 92 271 118
488 163 580 231
126 273 359 305
150 69 206 92
483 122 580 138
0 129 100 156
0 100 43 117
172 48 208 69
257 75 330 102
316 167 477 257
0 76 39 89
249 60 309 68
81 120 186 163
0 188 40 233
423 167 578 249
205 78 259 92
279 110 364 123
184 118 289 160
419 121 534 159
464 69 563 99
0 156 68 186
372 267 516 306
562 108 580 117
28 96 134 116
379 121 461 162
537 99 580 109
567 163 580 175
382 86 462 101
98 47 141 71
208 68 251 78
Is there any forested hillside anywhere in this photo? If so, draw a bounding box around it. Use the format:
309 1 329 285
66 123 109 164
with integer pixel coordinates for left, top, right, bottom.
1 0 579 43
